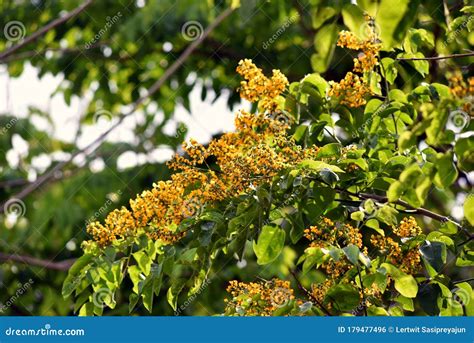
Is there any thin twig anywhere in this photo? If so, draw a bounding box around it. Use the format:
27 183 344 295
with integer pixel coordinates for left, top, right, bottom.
0 252 76 271
0 0 94 61
0 7 234 214
396 52 474 61
453 277 474 285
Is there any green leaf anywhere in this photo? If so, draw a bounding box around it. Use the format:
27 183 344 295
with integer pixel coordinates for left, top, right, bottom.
464 194 474 226
78 302 94 316
420 241 446 272
342 4 366 36
395 295 414 311
133 250 151 275
394 274 418 298
315 143 341 159
302 248 325 273
325 284 360 311
167 278 186 311
343 244 360 265
387 181 404 202
311 23 338 72
381 58 398 84
433 152 458 189
299 160 344 173
301 73 328 96
62 254 93 297
253 225 286 265
381 263 417 298
376 0 410 49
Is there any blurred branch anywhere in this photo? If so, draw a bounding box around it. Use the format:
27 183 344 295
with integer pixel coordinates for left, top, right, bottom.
0 6 235 214
0 0 94 62
0 42 108 64
396 52 474 61
0 252 76 271
0 178 29 189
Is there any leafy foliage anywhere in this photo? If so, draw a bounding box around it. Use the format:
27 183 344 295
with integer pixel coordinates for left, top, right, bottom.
1 0 473 316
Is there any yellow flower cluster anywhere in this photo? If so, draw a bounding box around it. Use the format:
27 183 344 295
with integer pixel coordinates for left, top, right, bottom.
224 279 295 316
448 71 474 115
87 61 319 247
303 217 369 309
328 16 381 107
311 279 333 308
393 216 422 238
370 217 422 275
304 217 363 248
236 59 289 112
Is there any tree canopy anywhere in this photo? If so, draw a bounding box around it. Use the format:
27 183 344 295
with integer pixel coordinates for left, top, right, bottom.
0 0 473 316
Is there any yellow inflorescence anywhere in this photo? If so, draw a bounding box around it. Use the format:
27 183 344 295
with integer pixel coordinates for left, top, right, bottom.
224 279 295 316
393 216 422 238
236 59 289 112
328 15 381 108
87 61 319 247
448 71 474 115
304 217 363 249
370 216 423 274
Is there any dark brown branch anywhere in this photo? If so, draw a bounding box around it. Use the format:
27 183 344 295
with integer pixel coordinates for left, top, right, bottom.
0 7 235 214
0 0 94 61
0 252 76 271
396 52 474 61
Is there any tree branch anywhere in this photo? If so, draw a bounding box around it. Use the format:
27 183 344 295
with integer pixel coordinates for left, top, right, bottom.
0 0 94 61
335 188 473 239
0 252 76 271
0 6 235 214
396 52 474 61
